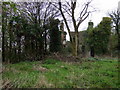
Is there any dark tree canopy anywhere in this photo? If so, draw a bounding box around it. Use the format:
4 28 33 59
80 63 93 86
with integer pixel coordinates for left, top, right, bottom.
50 18 62 52
87 17 112 55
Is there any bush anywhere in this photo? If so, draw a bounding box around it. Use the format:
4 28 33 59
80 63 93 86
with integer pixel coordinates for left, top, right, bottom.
43 59 61 64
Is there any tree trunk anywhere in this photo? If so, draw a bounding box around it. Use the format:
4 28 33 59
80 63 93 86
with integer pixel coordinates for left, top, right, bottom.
75 32 78 56
2 24 5 62
90 46 94 57
71 42 75 56
44 30 47 54
2 12 7 62
71 32 79 56
118 35 120 58
9 22 13 63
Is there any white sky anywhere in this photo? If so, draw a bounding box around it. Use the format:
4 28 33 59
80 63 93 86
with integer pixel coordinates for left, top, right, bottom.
65 0 120 41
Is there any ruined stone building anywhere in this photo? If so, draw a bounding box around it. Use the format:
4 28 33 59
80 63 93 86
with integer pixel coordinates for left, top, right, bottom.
70 31 87 53
70 21 94 55
59 21 67 47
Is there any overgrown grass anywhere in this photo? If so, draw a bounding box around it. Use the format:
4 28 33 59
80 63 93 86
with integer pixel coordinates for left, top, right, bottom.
2 58 119 88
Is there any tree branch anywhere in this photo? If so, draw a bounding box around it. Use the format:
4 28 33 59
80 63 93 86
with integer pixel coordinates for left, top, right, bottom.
58 1 73 42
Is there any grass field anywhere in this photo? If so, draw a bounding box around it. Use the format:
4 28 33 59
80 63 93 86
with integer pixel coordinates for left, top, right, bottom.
2 58 119 88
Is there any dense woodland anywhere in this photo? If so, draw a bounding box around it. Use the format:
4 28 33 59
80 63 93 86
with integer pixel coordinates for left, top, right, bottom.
2 2 62 63
1 1 119 63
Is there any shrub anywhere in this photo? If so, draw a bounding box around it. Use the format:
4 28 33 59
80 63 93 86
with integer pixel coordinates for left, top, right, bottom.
43 59 61 64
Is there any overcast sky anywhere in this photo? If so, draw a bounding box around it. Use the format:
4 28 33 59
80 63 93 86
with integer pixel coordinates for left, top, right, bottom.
84 0 120 27
4 0 120 41
65 0 120 40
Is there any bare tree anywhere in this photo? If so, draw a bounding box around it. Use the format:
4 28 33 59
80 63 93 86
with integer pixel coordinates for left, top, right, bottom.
52 0 94 56
109 9 120 54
